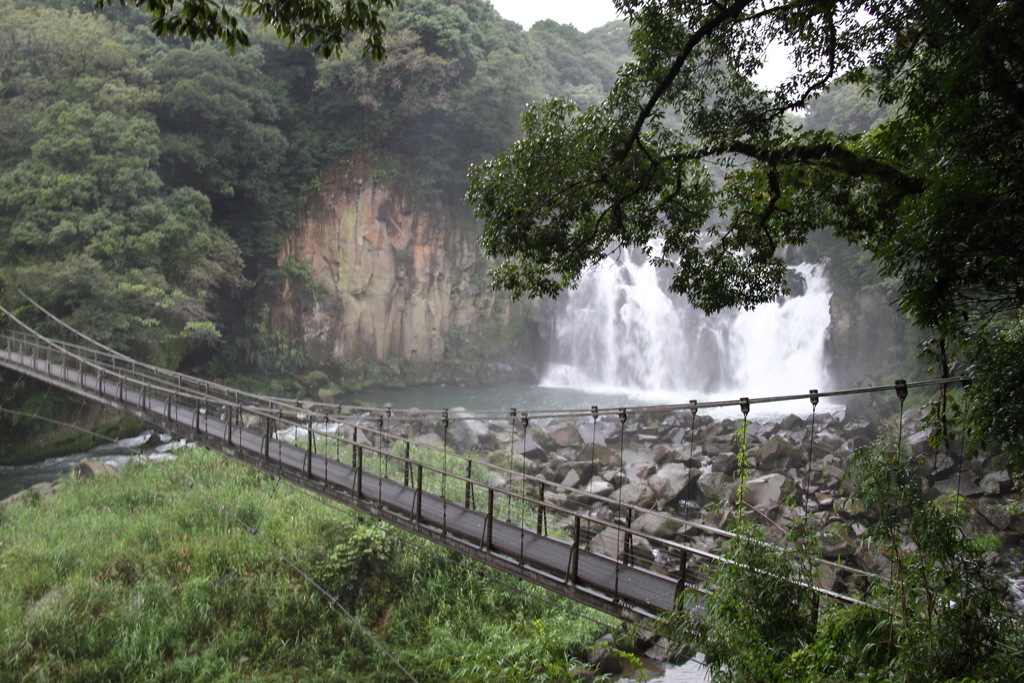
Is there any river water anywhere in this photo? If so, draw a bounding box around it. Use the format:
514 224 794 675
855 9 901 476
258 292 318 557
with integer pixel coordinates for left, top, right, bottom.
0 432 183 501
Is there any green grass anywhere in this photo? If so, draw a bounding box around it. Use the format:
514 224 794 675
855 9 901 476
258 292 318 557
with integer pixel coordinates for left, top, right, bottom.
0 448 610 682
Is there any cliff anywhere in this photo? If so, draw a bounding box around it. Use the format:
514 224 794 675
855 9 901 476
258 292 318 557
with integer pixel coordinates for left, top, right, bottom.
273 161 536 380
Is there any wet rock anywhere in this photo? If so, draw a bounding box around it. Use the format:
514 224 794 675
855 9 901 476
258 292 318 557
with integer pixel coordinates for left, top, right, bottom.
586 635 624 675
917 453 958 482
611 482 656 509
697 472 735 503
602 471 630 488
980 470 1012 496
834 496 868 520
653 446 682 466
854 537 891 575
817 562 837 592
415 432 445 449
712 451 740 475
449 409 499 452
976 503 1011 531
573 479 614 502
821 522 857 559
776 414 806 432
537 423 583 449
906 429 934 455
648 464 700 504
930 476 984 498
633 461 658 480
631 512 683 538
520 433 549 462
560 469 582 490
752 436 804 471
741 473 795 509
842 420 877 441
79 458 117 478
577 443 621 469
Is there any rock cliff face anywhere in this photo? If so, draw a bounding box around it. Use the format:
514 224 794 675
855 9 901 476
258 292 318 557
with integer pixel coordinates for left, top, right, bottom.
274 162 531 370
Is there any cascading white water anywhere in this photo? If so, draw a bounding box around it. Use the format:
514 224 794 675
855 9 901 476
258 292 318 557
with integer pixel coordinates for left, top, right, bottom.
541 251 833 402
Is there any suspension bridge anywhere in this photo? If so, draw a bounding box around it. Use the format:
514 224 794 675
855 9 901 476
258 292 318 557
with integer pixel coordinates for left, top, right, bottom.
0 305 958 624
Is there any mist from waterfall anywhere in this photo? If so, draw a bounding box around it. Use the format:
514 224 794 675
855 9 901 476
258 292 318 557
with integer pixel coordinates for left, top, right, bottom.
540 251 833 403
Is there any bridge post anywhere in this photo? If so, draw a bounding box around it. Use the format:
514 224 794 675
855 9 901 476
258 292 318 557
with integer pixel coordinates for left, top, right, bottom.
264 416 271 459
465 461 474 508
567 515 580 585
355 446 363 498
536 483 546 535
227 406 233 445
413 464 423 522
305 417 313 478
481 488 494 550
674 552 688 605
403 441 411 486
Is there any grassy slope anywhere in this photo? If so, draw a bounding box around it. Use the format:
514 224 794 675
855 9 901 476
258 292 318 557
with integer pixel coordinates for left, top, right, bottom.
0 449 610 682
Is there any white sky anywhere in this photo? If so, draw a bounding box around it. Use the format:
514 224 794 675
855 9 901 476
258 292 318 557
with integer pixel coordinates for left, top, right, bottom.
489 0 621 32
487 0 792 88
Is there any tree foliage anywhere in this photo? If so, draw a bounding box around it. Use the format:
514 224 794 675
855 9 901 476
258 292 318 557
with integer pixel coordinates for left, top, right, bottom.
95 0 396 59
467 0 1024 465
667 423 1019 683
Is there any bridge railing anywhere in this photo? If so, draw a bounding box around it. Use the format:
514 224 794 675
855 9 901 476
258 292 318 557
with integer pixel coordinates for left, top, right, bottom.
4 325 938 611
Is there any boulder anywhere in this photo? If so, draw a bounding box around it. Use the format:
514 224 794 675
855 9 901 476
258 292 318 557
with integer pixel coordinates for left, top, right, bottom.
631 512 683 539
573 479 614 501
586 635 624 675
834 496 868 520
536 422 583 449
906 428 934 455
577 443 621 468
821 522 857 559
916 453 958 482
976 502 1011 530
648 464 700 503
449 409 499 452
519 432 549 462
979 470 1012 496
712 451 740 475
697 472 735 503
842 420 877 441
741 473 795 509
611 482 656 509
79 458 117 478
777 414 806 432
560 469 582 490
930 476 984 498
752 436 804 471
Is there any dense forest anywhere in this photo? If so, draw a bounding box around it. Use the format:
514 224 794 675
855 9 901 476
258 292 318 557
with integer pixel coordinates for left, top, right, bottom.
0 0 640 455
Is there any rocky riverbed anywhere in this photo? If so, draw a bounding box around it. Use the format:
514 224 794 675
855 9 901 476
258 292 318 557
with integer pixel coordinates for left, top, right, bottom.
346 393 1024 610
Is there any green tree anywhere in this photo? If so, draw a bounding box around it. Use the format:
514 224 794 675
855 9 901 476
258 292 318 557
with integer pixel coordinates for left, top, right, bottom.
466 0 1024 466
94 0 396 59
0 100 245 298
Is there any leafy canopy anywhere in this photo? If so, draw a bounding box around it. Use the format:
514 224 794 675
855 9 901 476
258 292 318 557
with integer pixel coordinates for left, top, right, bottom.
94 0 397 59
467 0 1024 330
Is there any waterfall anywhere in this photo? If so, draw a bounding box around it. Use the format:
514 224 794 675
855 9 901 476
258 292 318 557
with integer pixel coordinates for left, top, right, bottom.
541 252 833 401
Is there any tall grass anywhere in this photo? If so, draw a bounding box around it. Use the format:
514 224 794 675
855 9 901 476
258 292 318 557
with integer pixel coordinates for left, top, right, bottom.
0 448 608 682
